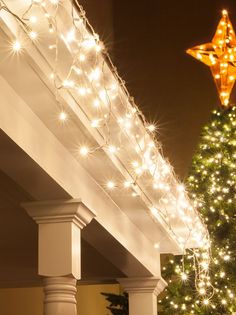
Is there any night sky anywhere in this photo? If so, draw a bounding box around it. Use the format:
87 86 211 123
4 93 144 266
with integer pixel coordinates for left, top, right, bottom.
113 0 236 179
83 0 236 179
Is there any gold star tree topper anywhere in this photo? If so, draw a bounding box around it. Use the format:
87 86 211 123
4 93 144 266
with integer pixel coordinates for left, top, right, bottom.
187 10 236 107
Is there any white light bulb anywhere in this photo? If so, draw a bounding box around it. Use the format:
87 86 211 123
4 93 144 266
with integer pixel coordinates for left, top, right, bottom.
63 80 74 88
29 31 37 40
199 288 206 295
82 37 96 49
93 99 100 108
80 146 89 156
108 145 117 153
12 40 22 52
59 111 67 121
29 16 37 24
88 67 100 81
91 119 100 128
124 181 132 188
181 273 188 281
79 54 86 62
66 29 75 43
107 181 115 189
151 207 158 216
147 124 156 132
78 87 86 96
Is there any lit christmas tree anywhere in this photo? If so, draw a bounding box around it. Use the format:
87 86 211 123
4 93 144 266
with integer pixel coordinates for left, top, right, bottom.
159 106 236 314
159 10 236 315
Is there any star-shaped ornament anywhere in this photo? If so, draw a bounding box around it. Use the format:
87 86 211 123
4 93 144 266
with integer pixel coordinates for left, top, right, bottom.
187 10 236 107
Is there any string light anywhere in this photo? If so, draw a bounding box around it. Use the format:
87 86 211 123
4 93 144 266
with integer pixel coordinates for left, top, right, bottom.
1 0 210 301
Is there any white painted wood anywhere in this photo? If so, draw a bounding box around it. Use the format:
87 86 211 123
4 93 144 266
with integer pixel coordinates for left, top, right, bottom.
22 199 96 279
119 277 167 315
0 75 161 276
43 277 77 315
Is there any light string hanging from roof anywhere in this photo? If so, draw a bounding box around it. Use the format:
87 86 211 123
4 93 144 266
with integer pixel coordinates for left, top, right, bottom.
0 0 212 302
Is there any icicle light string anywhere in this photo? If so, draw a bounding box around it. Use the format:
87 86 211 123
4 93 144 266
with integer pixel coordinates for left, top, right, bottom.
0 0 212 302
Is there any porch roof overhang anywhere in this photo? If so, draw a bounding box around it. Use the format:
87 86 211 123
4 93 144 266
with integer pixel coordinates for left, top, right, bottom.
0 0 208 279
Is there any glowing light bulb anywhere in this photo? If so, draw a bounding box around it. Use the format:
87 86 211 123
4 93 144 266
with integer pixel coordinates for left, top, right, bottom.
59 111 67 121
73 67 82 75
181 273 188 281
88 67 101 81
82 36 96 49
80 146 89 156
63 80 74 88
78 87 86 96
91 119 100 128
108 145 117 153
107 181 115 189
29 16 37 24
12 40 22 52
93 99 100 108
151 207 158 216
147 124 156 132
79 54 86 62
222 9 228 16
29 31 37 40
49 44 56 50
66 29 75 43
197 53 202 60
95 41 104 52
199 288 206 295
124 181 132 188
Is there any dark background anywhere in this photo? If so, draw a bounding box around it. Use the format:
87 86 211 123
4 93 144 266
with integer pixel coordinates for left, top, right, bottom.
81 0 236 179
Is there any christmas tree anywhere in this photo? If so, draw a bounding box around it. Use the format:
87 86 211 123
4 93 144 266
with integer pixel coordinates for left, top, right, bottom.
159 9 236 315
159 106 236 314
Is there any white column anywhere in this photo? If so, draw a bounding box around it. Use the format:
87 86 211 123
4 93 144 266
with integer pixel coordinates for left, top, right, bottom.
118 277 167 315
43 277 77 315
22 199 96 315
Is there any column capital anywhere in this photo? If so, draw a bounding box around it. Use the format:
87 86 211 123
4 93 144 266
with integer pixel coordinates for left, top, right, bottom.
22 199 96 279
22 198 96 229
118 277 167 296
